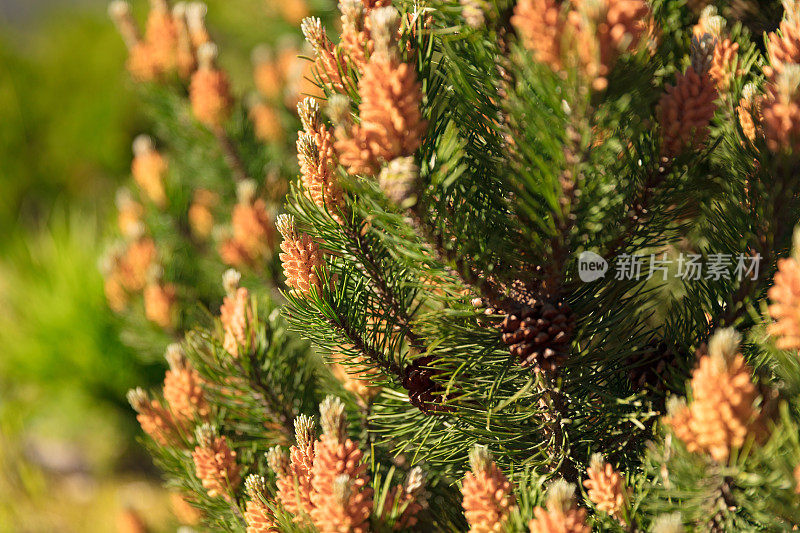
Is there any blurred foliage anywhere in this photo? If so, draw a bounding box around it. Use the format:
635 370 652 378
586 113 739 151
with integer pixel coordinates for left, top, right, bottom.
0 13 140 237
0 404 175 533
0 208 164 457
0 0 334 236
0 6 159 528
0 207 175 531
0 0 333 528
0 0 323 440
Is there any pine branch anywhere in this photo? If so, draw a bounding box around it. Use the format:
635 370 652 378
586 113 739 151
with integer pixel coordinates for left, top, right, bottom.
408 198 516 311
542 124 589 293
231 354 294 439
706 476 737 532
342 216 427 353
717 160 800 327
213 126 250 183
602 159 673 261
326 300 405 379
537 376 580 484
227 498 247 527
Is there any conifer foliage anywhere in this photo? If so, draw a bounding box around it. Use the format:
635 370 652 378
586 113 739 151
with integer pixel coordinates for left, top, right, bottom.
110 0 800 530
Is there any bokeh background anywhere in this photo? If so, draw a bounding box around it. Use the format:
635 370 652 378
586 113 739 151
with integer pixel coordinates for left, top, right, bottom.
0 0 298 530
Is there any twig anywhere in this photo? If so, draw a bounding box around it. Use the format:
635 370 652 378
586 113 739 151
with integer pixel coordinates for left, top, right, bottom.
706 477 736 532
717 160 796 327
604 139 722 261
543 124 589 293
343 217 428 353
213 127 250 183
232 356 294 439
603 160 673 262
408 200 516 311
537 376 580 484
226 494 247 526
326 306 405 379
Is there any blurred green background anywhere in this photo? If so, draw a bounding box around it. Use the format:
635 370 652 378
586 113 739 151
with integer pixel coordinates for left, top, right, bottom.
0 0 317 530
0 1 159 530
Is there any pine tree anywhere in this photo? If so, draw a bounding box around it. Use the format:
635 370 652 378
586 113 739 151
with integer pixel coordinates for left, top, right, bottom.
104 0 319 357
110 0 800 530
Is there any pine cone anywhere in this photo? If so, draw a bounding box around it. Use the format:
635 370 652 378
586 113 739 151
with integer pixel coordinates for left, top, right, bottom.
577 0 651 91
402 355 449 413
310 398 373 533
143 281 176 329
626 340 680 394
220 285 254 357
692 10 740 94
297 98 345 218
664 329 761 462
220 238 253 269
186 2 211 48
119 237 157 292
500 299 574 372
231 198 275 260
253 49 284 101
126 46 158 83
116 189 144 239
765 8 800 81
188 189 217 239
511 0 568 72
273 416 317 519
128 388 181 446
102 244 129 311
762 67 800 154
137 404 179 445
336 54 426 176
163 345 209 424
301 17 347 92
768 255 800 349
104 274 128 313
529 507 590 533
143 1 178 74
737 83 762 143
172 4 195 79
277 215 324 295
512 0 650 90
109 2 155 81
245 475 279 533
340 4 370 72
131 135 167 207
251 103 283 144
245 500 278 533
125 42 159 83
709 38 740 94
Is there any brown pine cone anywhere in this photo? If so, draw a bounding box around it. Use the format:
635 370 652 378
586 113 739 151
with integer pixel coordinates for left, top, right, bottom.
626 341 681 394
500 299 574 372
402 355 450 413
